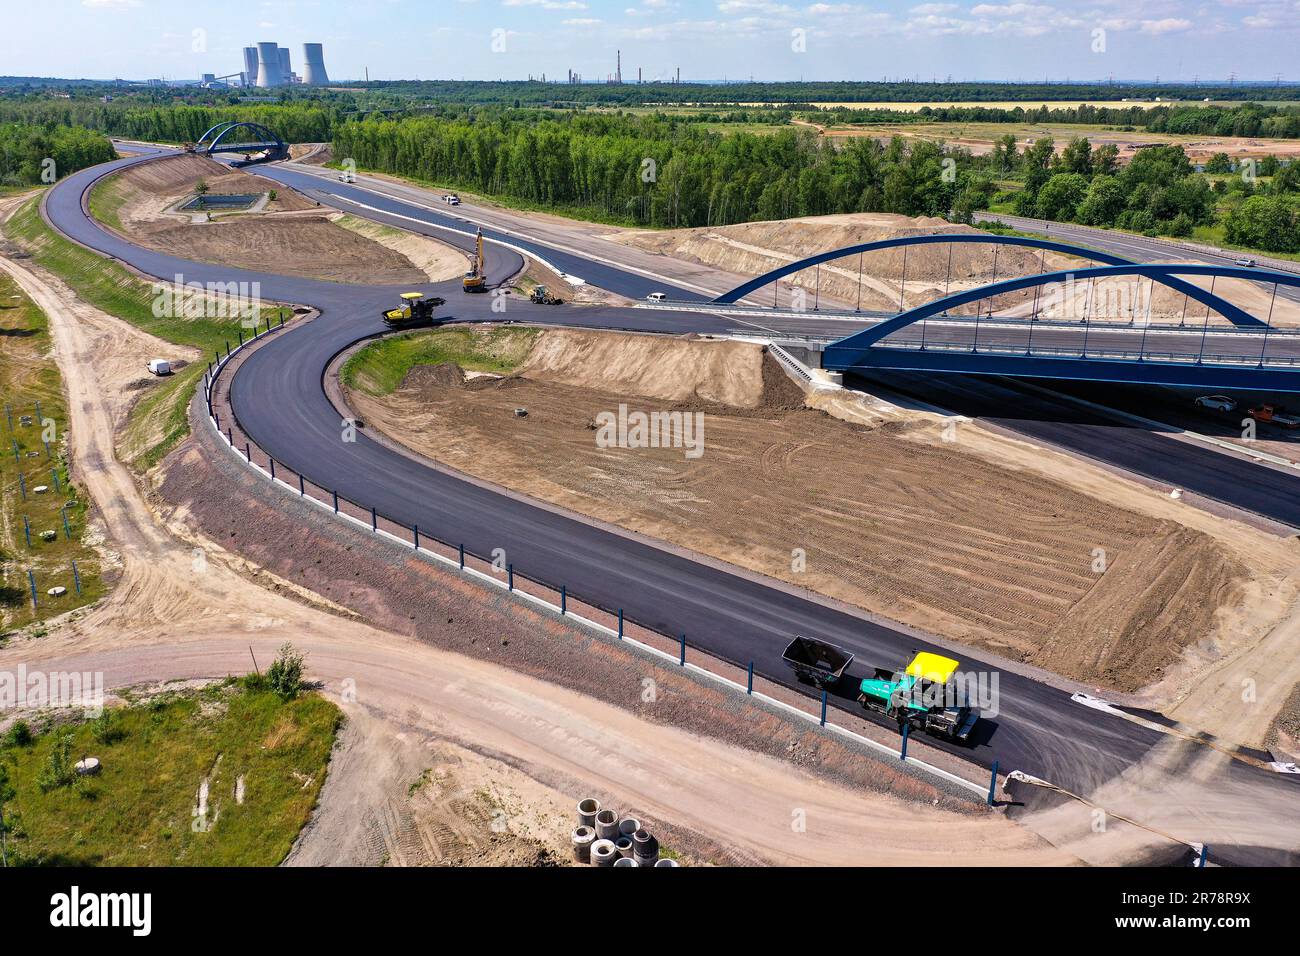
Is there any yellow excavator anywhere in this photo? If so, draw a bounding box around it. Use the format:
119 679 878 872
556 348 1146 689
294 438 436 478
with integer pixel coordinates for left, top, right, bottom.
382 292 445 328
462 227 487 293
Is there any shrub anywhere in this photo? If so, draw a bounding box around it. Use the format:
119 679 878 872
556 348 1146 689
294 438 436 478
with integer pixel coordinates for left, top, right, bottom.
266 643 306 700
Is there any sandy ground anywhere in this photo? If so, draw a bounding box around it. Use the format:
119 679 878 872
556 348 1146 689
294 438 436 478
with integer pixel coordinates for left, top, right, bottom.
344 327 1291 696
97 155 435 285
0 245 1072 866
331 213 467 283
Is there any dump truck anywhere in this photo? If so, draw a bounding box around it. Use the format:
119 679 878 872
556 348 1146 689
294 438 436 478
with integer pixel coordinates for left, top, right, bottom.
462 228 487 293
858 651 979 742
1248 404 1300 429
529 284 562 305
781 636 854 689
382 292 446 329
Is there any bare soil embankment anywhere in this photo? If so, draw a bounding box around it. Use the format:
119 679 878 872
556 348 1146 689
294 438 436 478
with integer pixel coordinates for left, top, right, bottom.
343 326 1300 695
93 154 458 284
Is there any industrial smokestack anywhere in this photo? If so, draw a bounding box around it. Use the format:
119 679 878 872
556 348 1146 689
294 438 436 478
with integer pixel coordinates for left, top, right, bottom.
243 47 259 87
278 47 293 83
256 42 283 87
302 43 329 85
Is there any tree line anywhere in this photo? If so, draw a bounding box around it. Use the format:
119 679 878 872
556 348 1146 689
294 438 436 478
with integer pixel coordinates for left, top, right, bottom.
0 123 116 186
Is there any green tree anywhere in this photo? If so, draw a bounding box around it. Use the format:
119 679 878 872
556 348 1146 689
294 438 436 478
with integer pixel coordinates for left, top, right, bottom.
1076 175 1126 226
266 643 306 700
1035 172 1089 221
1204 152 1232 174
1223 195 1300 252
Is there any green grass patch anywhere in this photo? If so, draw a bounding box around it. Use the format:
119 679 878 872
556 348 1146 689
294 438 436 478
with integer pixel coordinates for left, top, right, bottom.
3 196 287 469
86 175 130 234
0 679 342 866
342 326 540 396
0 272 106 635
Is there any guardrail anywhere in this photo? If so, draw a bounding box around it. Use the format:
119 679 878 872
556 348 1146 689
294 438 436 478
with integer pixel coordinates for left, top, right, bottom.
199 322 993 803
874 337 1300 367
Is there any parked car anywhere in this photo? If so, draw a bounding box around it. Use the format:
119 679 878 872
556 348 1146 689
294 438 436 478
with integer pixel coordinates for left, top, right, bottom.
645 291 667 302
1193 394 1237 413
148 358 172 376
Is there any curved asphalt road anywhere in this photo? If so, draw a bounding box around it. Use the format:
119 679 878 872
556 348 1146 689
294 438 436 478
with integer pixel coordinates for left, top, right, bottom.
46 148 1298 807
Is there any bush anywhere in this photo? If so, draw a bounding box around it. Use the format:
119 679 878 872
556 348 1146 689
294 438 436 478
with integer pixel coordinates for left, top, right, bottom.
266 643 306 700
3 720 33 748
91 710 125 745
36 732 76 793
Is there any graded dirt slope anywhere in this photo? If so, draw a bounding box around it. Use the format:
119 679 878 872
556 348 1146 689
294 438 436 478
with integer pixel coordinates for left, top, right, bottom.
93 154 430 285
346 327 1258 692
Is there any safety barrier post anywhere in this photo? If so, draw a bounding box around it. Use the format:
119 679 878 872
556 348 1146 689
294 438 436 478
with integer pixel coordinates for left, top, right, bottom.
11 439 19 464
270 459 276 480
507 564 514 591
988 760 999 806
214 411 220 430
413 525 419 549
28 570 38 609
820 690 828 726
61 506 71 540
459 544 465 569
23 516 31 547
679 634 686 666
18 475 25 501
747 662 754 694
244 443 251 462
900 721 910 760
238 330 244 345
72 560 82 595
225 341 231 357
370 506 377 531
298 474 305 496
226 428 233 446
617 609 623 639
1197 845 1208 868
332 491 338 513
51 468 60 492
560 585 566 615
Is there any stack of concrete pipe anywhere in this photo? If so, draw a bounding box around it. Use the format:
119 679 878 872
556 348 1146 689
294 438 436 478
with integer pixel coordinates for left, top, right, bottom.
574 797 674 867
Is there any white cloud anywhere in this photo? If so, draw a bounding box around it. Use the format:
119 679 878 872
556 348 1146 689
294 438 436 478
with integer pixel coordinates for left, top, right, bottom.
82 0 142 7
1139 16 1192 32
563 16 601 24
502 0 587 8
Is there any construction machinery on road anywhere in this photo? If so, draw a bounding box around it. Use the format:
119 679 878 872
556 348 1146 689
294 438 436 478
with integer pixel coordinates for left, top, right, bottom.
529 284 563 305
463 228 486 293
781 636 854 689
1248 403 1300 429
858 651 979 742
382 292 446 329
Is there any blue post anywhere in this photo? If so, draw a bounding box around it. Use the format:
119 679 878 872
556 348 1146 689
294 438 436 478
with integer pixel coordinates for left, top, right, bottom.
900 720 910 760
214 411 220 430
35 400 42 421
226 428 233 446
225 341 231 357
11 439 19 464
44 440 51 459
679 634 686 666
72 560 82 595
238 329 244 345
747 661 754 694
3 404 10 430
61 506 71 540
270 459 276 480
18 475 25 500
298 474 305 495
617 608 623 639
1197 844 1208 868
23 516 31 547
51 468 60 491
988 760 999 806
244 443 250 461
215 349 221 365
820 689 828 726
28 570 38 609
413 525 419 549
459 544 465 569
560 585 566 615
370 506 377 531
507 564 514 590
332 490 338 513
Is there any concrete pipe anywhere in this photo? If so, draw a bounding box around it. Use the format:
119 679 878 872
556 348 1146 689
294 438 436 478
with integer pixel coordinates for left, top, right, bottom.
590 839 618 867
615 836 634 858
571 826 596 863
577 798 600 828
618 817 641 840
595 808 619 841
613 857 638 867
654 858 680 867
632 829 660 866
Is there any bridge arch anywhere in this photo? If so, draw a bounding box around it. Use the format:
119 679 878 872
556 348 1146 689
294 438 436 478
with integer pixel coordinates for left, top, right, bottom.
194 122 288 163
712 232 1264 329
823 262 1300 372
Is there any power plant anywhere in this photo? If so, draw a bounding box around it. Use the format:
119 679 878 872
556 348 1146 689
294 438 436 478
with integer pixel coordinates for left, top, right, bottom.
206 41 329 88
303 43 329 85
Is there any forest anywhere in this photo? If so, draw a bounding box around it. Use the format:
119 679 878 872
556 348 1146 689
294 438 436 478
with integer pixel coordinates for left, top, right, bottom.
0 123 116 186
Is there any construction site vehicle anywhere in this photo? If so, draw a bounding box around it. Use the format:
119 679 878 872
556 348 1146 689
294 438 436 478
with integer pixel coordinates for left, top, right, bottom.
147 359 172 376
462 228 487 293
382 292 445 329
529 284 563 305
858 651 979 742
782 636 854 689
1248 404 1300 429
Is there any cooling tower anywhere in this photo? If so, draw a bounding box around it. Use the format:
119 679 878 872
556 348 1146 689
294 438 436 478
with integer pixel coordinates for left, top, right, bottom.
278 47 292 82
255 42 283 87
302 43 329 85
242 47 259 85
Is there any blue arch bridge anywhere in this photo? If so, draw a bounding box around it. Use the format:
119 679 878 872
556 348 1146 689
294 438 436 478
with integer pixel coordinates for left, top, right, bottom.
705 234 1300 392
190 122 289 166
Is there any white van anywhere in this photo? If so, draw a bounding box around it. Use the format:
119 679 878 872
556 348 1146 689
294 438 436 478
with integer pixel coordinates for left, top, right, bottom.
148 359 172 376
646 292 667 302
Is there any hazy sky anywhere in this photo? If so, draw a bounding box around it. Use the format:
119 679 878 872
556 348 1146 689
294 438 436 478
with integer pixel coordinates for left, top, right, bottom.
4 0 1298 84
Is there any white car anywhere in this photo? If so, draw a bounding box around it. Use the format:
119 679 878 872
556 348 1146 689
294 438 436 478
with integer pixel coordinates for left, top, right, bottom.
1234 257 1257 268
646 291 667 302
337 172 355 183
443 194 460 205
1193 394 1237 413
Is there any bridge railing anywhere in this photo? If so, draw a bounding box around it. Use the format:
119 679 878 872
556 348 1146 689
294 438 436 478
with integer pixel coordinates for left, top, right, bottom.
873 336 1300 367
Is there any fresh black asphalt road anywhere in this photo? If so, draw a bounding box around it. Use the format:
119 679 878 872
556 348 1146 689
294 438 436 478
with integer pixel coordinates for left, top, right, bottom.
46 147 1299 802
